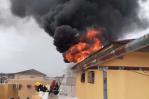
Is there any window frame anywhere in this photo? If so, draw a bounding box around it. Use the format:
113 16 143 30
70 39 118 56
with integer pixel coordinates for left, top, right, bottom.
80 72 85 83
87 71 95 84
18 84 22 90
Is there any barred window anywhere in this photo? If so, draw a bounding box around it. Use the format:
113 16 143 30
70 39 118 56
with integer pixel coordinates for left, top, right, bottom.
13 84 16 89
18 84 22 90
27 85 32 89
88 71 95 84
81 72 85 83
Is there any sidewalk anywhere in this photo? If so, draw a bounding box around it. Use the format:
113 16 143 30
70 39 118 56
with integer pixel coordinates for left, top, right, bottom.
48 95 77 99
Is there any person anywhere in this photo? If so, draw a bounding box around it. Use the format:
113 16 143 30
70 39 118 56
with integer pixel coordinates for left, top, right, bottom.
53 82 59 95
34 82 49 92
49 80 60 95
35 82 41 92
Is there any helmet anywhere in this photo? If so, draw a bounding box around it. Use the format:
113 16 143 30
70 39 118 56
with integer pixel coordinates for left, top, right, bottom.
35 82 41 86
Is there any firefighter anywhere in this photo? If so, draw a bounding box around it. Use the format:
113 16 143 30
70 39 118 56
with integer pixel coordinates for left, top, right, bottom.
34 82 49 92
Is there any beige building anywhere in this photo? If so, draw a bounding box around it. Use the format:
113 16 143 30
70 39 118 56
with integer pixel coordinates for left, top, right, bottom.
0 84 18 99
32 95 42 99
6 69 47 99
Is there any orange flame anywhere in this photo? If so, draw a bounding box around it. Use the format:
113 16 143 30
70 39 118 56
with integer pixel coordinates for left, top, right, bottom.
65 28 103 63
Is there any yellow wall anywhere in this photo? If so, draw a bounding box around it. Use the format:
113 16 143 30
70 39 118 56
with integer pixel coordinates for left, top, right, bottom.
76 70 103 99
76 70 149 99
108 70 149 99
75 51 149 99
0 84 18 99
100 52 149 67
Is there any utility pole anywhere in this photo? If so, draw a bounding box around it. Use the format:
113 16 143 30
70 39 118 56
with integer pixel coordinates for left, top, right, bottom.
0 73 3 84
0 73 7 84
103 67 108 99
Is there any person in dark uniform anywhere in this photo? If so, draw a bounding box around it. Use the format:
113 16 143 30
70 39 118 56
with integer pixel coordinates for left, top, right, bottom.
35 82 49 92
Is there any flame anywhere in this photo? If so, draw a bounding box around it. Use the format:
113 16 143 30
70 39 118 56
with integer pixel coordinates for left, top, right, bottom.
65 28 103 63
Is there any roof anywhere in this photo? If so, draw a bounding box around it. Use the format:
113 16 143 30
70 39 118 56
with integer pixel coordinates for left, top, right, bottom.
13 69 46 76
71 41 130 70
71 34 149 71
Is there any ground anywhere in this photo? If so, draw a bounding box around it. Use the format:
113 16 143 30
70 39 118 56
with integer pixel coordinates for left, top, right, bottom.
48 95 77 99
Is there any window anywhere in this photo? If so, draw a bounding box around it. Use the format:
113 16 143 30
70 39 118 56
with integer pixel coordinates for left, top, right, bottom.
27 85 32 89
12 84 16 89
88 71 95 84
18 84 22 90
81 72 85 83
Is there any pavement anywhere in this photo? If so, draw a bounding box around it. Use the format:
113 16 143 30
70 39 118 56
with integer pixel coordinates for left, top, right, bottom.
48 95 77 99
39 91 77 99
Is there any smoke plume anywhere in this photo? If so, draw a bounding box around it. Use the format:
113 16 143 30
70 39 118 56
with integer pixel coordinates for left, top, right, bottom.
10 0 148 53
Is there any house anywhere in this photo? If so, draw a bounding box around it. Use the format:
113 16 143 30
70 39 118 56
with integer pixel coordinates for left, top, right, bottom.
72 34 149 99
6 69 47 99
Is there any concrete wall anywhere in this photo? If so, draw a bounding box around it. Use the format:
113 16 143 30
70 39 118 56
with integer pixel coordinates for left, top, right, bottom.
0 84 18 99
60 76 76 97
60 85 76 96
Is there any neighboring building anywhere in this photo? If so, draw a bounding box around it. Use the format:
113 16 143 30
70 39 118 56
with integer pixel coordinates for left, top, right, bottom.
6 69 47 99
0 73 8 83
0 84 18 99
72 35 149 99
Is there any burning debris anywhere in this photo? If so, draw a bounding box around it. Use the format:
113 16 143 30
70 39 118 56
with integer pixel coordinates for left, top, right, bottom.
10 0 149 63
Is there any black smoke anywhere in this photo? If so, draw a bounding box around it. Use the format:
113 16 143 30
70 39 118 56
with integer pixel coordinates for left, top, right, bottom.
10 0 147 53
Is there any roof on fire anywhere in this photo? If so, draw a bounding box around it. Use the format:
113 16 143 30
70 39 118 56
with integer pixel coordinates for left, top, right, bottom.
71 39 149 70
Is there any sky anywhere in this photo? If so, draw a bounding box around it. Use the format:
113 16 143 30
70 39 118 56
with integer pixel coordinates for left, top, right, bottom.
0 0 68 76
0 0 149 76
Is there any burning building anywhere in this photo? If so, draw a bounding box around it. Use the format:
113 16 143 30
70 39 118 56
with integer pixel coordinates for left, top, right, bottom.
71 33 149 99
9 0 149 99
